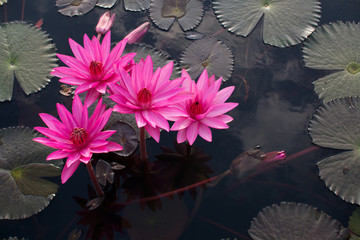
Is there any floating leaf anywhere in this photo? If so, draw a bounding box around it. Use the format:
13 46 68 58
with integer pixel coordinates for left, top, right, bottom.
56 0 97 16
248 202 348 240
180 37 234 81
0 22 57 102
0 0 7 6
96 0 118 8
150 0 203 31
349 208 360 238
303 22 360 102
95 159 114 186
108 121 138 157
212 0 321 47
124 0 150 11
309 97 360 204
0 127 62 219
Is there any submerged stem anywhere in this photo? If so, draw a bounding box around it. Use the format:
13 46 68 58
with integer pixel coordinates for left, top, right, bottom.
86 161 104 197
139 127 148 162
21 0 25 21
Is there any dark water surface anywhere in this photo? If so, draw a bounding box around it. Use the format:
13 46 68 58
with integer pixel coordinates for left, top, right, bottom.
0 0 360 239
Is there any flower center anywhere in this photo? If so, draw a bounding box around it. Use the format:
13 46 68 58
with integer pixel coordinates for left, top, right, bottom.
70 127 88 145
137 88 152 108
89 61 103 78
190 101 203 116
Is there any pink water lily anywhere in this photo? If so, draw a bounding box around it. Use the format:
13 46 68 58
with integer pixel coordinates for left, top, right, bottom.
109 55 192 142
170 69 238 145
33 95 123 183
52 31 136 106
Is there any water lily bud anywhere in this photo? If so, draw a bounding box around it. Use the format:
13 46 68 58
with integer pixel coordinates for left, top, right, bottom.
96 11 115 35
125 22 150 44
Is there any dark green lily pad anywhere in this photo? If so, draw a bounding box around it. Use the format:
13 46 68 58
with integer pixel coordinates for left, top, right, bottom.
248 202 348 240
309 97 360 204
124 0 150 11
108 121 138 157
56 0 97 16
180 37 234 81
0 22 57 102
150 0 203 31
212 0 321 47
303 22 360 102
96 0 118 8
0 127 62 219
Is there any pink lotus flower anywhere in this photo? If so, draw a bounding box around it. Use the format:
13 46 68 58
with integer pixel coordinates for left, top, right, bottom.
109 55 192 142
170 69 238 145
52 31 136 106
33 95 123 183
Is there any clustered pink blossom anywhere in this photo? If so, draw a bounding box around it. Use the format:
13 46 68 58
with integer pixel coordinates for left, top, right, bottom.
34 30 238 183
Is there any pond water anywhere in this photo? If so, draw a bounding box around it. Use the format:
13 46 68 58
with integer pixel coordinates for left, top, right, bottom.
0 0 360 239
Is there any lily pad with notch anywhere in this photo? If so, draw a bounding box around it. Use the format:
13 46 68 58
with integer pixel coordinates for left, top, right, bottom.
0 127 62 219
150 0 203 31
212 0 321 47
96 0 118 8
180 37 234 81
248 202 348 240
108 121 138 157
309 97 360 204
95 159 114 186
0 22 57 102
303 22 360 103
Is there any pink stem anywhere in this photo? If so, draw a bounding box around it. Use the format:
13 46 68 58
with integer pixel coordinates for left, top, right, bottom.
21 0 25 21
86 161 104 197
97 33 101 41
139 127 148 162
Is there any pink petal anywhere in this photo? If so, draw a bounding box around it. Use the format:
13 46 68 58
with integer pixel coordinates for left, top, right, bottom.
135 111 147 128
80 146 91 158
47 150 69 160
186 121 199 145
101 31 111 61
57 54 89 76
84 89 101 108
213 86 235 105
89 140 108 148
61 160 80 184
33 137 73 149
66 152 81 167
198 123 212 142
177 129 187 143
38 113 68 136
34 126 68 142
206 102 238 118
145 125 160 143
217 114 233 123
201 117 229 129
171 117 193 131
106 141 123 151
57 103 76 130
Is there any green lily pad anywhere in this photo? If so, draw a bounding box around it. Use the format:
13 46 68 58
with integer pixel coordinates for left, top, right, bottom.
309 97 360 204
349 208 360 238
180 37 234 81
248 202 348 240
124 0 150 11
56 0 98 16
0 127 62 219
150 0 203 31
0 22 57 102
303 22 360 102
212 0 321 47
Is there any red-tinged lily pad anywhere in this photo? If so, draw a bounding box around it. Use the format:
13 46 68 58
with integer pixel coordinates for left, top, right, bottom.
0 127 62 219
150 0 203 31
180 37 234 81
0 22 57 102
213 0 321 47
309 97 360 204
124 0 151 11
248 202 348 240
96 160 114 186
303 22 360 102
108 121 138 157
56 0 97 16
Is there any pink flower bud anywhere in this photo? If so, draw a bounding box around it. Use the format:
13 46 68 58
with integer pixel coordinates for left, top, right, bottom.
96 11 115 35
124 22 150 44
